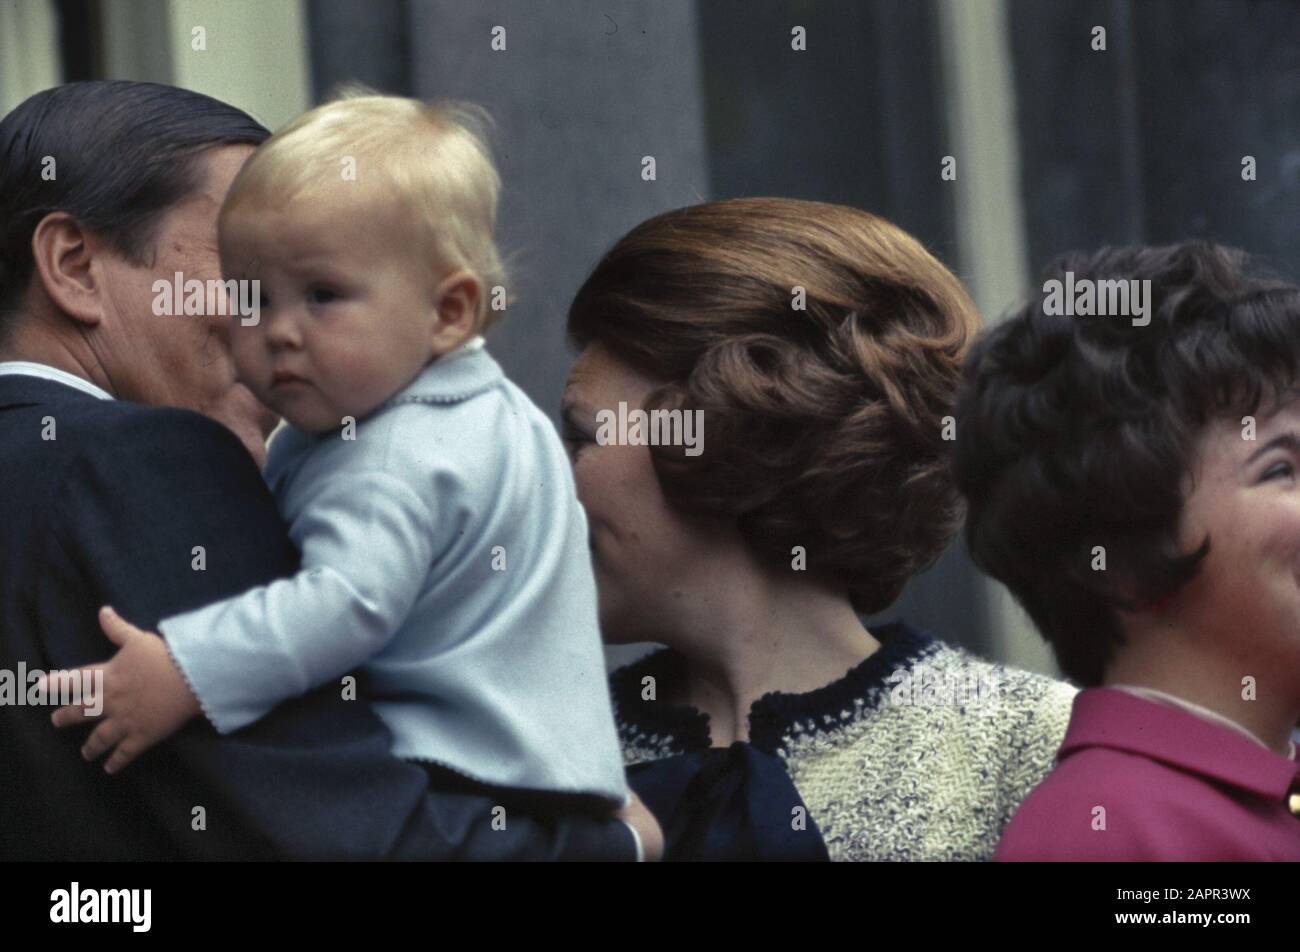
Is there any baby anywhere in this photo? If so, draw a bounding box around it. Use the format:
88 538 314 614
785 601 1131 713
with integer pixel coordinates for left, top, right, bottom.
50 94 628 808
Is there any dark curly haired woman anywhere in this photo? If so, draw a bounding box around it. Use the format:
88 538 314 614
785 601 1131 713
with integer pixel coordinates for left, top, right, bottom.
955 242 1300 860
560 197 1076 860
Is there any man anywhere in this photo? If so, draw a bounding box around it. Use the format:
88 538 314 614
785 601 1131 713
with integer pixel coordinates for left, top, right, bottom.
0 80 659 860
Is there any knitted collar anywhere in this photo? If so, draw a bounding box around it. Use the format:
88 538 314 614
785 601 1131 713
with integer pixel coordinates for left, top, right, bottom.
263 344 504 490
378 343 503 408
610 621 941 755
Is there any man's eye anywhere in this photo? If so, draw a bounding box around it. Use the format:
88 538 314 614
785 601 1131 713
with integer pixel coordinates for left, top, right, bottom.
562 426 593 457
307 287 340 305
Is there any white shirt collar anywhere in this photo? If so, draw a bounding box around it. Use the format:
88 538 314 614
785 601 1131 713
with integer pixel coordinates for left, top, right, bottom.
0 361 115 401
1111 683 1297 760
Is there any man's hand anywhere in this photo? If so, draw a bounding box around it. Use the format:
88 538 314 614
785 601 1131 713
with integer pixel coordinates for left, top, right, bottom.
617 788 664 861
45 606 202 774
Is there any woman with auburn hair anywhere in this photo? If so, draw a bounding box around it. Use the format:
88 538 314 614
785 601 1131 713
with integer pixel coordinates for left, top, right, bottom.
561 197 1077 860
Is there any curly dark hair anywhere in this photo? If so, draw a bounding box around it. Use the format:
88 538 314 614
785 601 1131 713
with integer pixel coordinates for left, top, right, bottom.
953 242 1300 686
567 197 980 614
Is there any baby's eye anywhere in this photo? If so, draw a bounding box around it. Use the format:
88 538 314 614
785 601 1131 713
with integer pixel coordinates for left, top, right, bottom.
307 286 340 306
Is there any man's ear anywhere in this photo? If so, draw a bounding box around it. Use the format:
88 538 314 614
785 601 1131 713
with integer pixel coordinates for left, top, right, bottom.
29 211 108 327
430 269 482 352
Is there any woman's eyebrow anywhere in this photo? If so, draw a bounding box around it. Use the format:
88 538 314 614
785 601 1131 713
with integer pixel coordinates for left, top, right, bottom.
1245 431 1300 464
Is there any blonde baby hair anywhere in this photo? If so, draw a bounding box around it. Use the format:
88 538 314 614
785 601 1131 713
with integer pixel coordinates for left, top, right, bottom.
221 86 506 328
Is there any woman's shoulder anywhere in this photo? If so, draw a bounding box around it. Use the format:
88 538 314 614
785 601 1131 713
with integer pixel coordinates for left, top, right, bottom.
906 637 1078 736
774 626 1078 861
918 640 1076 803
802 630 1076 785
756 622 1075 753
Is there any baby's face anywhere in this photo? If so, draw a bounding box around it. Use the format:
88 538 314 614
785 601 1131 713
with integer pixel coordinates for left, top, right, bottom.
220 183 445 432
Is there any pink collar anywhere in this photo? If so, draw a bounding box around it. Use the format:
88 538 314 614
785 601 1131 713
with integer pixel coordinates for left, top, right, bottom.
1110 683 1296 759
1061 688 1300 802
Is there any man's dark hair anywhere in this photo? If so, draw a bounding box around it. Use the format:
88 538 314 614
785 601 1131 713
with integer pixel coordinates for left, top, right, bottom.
953 242 1300 686
0 80 270 331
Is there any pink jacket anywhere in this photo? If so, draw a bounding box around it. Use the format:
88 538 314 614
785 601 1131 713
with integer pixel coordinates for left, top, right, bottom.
995 687 1300 861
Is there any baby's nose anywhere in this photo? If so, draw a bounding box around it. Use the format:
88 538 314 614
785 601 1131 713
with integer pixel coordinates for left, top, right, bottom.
265 313 302 348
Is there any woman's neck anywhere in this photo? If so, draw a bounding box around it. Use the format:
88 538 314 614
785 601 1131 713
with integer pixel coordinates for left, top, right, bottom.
660 569 880 747
1106 619 1300 757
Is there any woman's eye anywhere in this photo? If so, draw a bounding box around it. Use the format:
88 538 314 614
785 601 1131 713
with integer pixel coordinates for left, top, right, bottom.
307 287 339 305
1263 461 1295 481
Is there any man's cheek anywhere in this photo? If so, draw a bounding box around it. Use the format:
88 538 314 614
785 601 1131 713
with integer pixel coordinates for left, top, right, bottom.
238 383 280 437
231 329 265 378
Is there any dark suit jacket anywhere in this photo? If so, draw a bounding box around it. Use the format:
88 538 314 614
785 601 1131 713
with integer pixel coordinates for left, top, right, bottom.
0 374 633 860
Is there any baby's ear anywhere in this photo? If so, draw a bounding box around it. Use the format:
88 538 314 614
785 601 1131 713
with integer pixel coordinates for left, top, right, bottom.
431 270 481 349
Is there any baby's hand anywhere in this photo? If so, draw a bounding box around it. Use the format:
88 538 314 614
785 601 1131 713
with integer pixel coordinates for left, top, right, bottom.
45 606 201 774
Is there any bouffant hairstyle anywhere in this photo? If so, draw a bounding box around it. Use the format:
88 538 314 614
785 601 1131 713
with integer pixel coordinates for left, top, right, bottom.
953 242 1300 686
567 197 980 614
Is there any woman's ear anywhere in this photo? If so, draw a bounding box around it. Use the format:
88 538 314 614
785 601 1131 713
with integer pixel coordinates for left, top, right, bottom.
430 269 482 352
29 211 106 328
